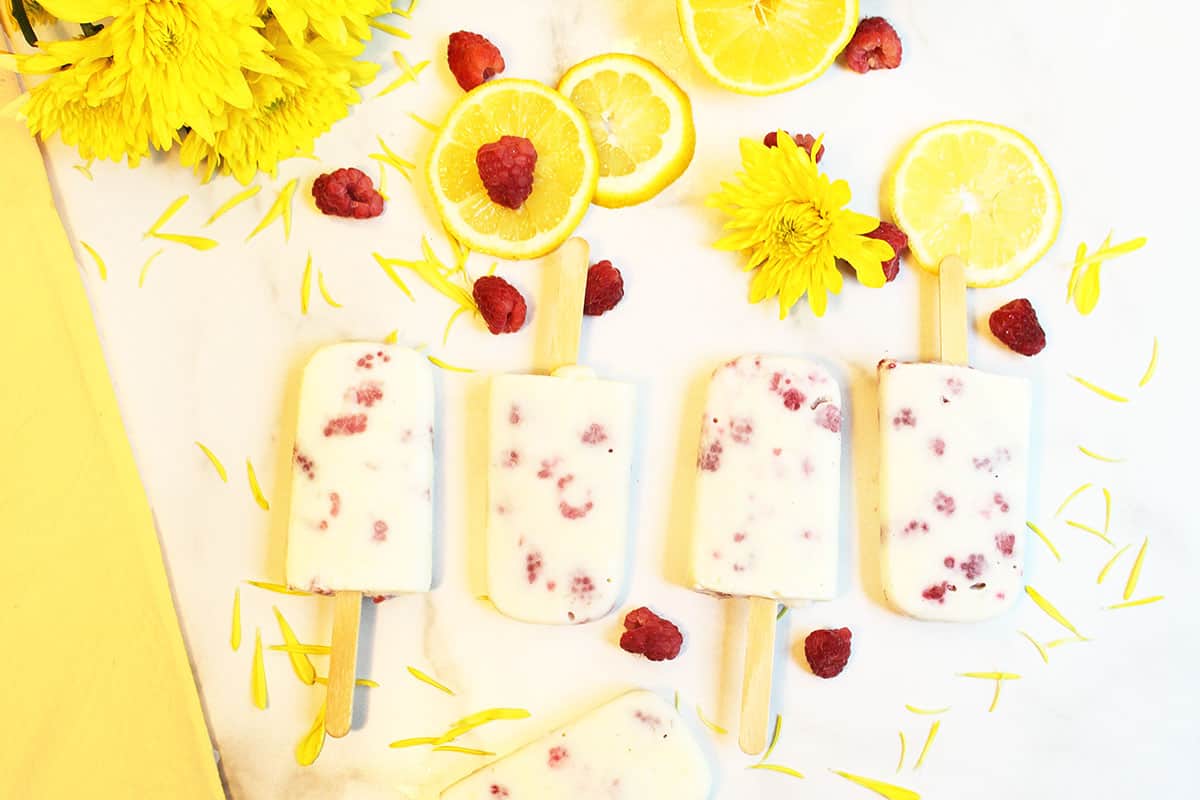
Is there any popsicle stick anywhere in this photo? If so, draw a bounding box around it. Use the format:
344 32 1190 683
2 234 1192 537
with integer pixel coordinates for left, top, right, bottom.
538 237 590 370
325 590 363 737
739 596 777 754
938 256 969 365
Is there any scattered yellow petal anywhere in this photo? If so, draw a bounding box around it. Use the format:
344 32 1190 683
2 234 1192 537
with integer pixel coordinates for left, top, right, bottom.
377 56 430 96
914 720 939 769
1078 445 1124 463
1018 631 1048 664
1069 375 1129 403
251 628 268 710
433 746 495 756
409 111 441 132
407 666 455 695
761 715 783 762
137 249 165 288
295 703 326 766
1074 235 1148 270
247 179 297 242
988 679 1003 713
149 231 219 251
1097 544 1132 584
378 241 476 310
904 705 950 715
428 355 474 373
1025 585 1084 638
394 51 424 82
194 441 228 482
1138 337 1159 388
1103 488 1113 534
272 606 316 685
206 185 261 226
79 241 107 281
373 254 416 300
378 164 390 201
1065 520 1115 546
269 644 332 655
830 770 920 800
300 252 313 315
147 194 189 235
231 588 242 651
959 672 1023 681
436 708 531 744
384 329 399 344
1045 636 1090 648
317 271 343 308
373 135 416 175
1066 241 1087 301
1025 521 1062 562
696 705 727 735
73 162 93 180
314 676 380 688
247 580 310 596
1055 483 1093 518
246 459 270 510
370 20 411 38
1070 234 1147 315
443 306 469 345
1123 537 1150 601
389 737 441 749
896 731 906 773
748 763 805 780
1106 596 1164 610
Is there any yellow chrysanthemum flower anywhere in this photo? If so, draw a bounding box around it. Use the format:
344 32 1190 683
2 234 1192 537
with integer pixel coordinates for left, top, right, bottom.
179 23 377 183
708 133 894 318
257 0 390 45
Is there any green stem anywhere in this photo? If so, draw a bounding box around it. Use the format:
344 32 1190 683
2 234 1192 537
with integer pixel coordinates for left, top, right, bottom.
11 0 38 46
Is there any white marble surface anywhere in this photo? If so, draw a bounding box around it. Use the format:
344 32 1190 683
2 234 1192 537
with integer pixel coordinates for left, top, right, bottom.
26 0 1200 797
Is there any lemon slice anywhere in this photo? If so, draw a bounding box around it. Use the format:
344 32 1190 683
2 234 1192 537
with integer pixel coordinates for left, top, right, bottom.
557 54 695 208
427 79 599 260
887 120 1062 287
677 0 859 95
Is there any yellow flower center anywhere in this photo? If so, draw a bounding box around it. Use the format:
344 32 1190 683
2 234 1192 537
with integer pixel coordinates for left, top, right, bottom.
767 200 830 261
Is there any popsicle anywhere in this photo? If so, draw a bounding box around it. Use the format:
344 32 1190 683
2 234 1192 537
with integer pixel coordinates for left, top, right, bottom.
877 257 1032 622
484 239 637 624
689 355 843 754
439 690 711 800
286 343 434 736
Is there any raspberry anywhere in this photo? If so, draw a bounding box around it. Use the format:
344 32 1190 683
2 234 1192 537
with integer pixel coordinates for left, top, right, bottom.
989 298 1046 356
844 17 903 73
865 221 908 282
476 136 537 210
473 276 527 334
447 31 505 91
311 168 384 219
803 627 852 678
619 606 684 662
762 130 825 163
584 260 624 316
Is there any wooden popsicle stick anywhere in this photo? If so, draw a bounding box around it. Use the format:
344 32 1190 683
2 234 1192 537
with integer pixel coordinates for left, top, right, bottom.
325 590 364 737
538 237 590 371
938 256 969 365
738 596 778 754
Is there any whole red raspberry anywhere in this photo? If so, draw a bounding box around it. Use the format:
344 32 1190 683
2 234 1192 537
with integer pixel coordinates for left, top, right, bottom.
447 31 505 91
803 627 852 678
476 136 537 210
763 130 825 163
311 168 385 219
584 260 624 316
989 299 1046 356
473 275 527 334
844 17 903 73
619 606 683 662
865 221 909 282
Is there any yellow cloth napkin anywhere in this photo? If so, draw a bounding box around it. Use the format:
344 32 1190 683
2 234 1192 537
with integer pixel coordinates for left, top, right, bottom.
0 69 224 799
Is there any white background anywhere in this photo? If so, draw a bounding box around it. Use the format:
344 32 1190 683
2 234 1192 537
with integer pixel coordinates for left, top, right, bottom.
26 0 1200 797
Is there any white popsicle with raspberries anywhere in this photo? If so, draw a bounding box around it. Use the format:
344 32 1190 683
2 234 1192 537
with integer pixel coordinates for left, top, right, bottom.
878 256 1033 622
484 239 637 624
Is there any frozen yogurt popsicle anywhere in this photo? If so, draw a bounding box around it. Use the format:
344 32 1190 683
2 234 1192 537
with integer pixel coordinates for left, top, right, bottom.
286 343 434 595
440 690 711 800
877 360 1030 621
691 355 843 600
285 342 434 737
484 239 636 624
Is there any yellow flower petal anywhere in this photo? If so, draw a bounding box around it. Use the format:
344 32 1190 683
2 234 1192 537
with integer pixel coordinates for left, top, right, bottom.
194 441 228 482
247 179 298 242
407 666 455 695
230 588 242 652
296 703 326 766
149 232 218 251
914 720 939 769
246 458 270 510
1025 586 1084 638
1097 544 1132 584
1019 630 1048 664
137 249 165 288
1123 537 1150 601
147 194 189 236
1068 374 1129 402
1138 337 1159 387
1106 596 1164 610
1025 521 1061 562
79 241 107 281
830 770 920 800
749 763 805 780
696 705 727 735
206 185 261 226
251 628 267 710
300 252 313 315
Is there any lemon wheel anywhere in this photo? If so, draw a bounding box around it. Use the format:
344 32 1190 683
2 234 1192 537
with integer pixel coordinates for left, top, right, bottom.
427 79 599 260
